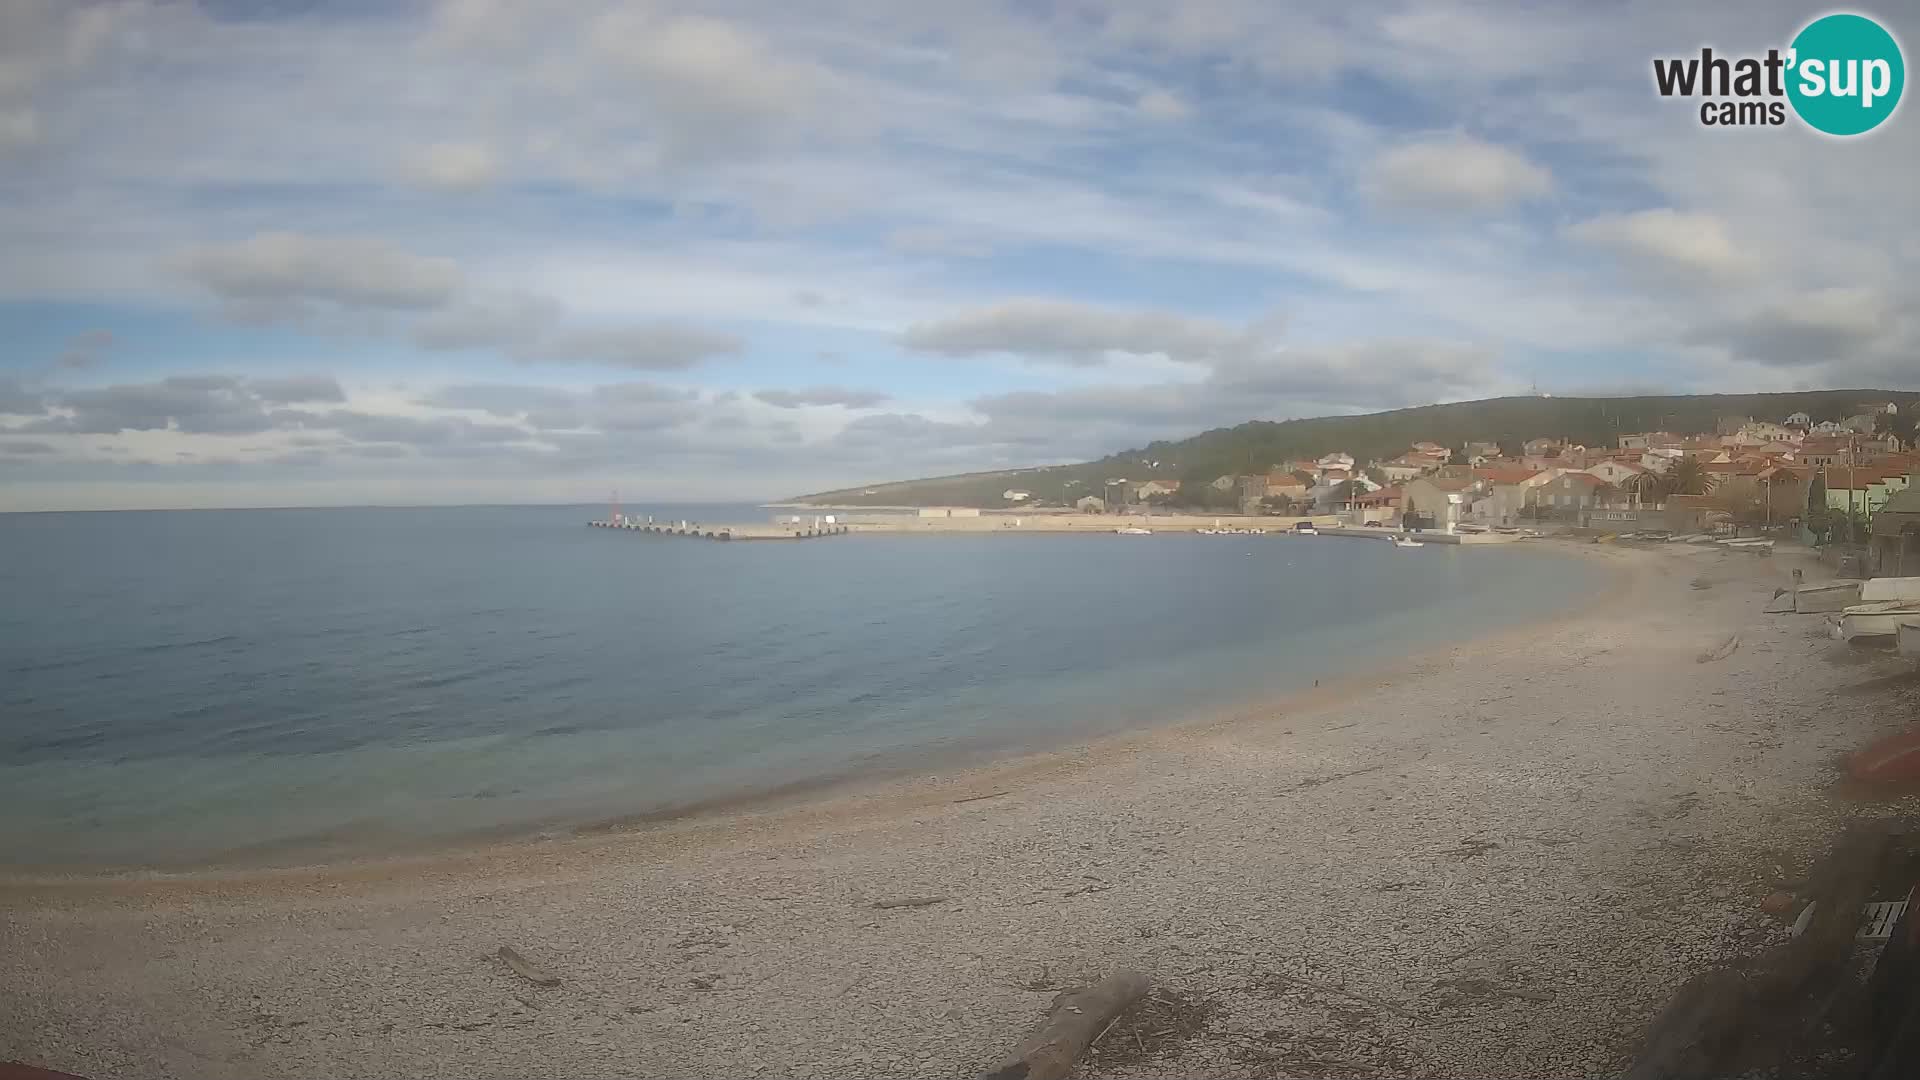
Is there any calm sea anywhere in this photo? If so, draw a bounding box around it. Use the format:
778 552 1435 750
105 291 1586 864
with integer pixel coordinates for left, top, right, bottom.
0 505 1608 868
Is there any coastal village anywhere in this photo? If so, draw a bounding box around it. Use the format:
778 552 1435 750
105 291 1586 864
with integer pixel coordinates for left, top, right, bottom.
1023 399 1920 575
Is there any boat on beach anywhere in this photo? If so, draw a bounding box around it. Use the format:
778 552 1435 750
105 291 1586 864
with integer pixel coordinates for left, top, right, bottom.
1115 527 1153 535
1837 600 1920 641
1788 581 1863 613
1862 577 1920 603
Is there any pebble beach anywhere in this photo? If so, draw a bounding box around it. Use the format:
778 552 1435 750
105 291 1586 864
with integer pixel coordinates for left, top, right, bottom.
4 540 1914 1079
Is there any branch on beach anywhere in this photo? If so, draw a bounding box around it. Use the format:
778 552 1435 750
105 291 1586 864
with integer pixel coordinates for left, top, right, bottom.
1695 634 1741 663
982 969 1151 1080
496 945 562 987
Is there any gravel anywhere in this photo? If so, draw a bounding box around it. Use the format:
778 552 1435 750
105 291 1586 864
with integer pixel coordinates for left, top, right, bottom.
5 542 1916 1079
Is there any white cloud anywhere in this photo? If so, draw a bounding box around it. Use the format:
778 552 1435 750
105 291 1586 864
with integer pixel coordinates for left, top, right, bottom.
586 10 840 167
1366 134 1552 211
903 299 1257 366
0 106 39 153
1567 209 1741 276
522 324 744 370
183 232 464 312
413 291 563 350
406 140 502 191
885 227 993 258
1136 88 1189 120
753 386 892 409
1689 287 1902 369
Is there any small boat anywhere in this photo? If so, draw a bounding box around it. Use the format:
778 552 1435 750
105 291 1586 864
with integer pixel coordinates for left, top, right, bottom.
1115 527 1152 535
1837 601 1920 641
1392 536 1424 548
1770 581 1862 614
1863 577 1920 603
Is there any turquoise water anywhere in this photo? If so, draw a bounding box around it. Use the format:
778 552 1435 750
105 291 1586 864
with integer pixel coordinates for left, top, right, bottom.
0 505 1609 867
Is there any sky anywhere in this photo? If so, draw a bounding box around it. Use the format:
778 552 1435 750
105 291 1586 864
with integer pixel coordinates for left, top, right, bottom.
1 0 1917 511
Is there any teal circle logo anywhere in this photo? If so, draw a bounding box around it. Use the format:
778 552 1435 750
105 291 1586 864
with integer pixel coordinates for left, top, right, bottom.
1787 13 1905 136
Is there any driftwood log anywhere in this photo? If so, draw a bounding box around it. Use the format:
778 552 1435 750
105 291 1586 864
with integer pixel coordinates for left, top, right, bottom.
983 970 1150 1080
1625 821 1891 1080
497 945 562 987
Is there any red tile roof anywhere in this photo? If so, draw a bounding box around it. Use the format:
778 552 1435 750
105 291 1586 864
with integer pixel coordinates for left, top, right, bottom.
1555 473 1609 490
1474 467 1543 485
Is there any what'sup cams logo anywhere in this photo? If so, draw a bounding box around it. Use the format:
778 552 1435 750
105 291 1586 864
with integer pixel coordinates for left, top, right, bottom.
1653 12 1905 135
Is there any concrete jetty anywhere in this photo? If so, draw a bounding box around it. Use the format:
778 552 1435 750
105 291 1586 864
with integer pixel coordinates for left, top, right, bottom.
1314 527 1523 545
588 519 850 541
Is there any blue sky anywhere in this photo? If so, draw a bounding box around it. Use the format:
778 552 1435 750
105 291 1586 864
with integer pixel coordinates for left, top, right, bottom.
1 0 1916 510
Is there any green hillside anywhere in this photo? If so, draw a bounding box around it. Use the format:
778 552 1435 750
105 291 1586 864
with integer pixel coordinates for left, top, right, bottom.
793 389 1917 508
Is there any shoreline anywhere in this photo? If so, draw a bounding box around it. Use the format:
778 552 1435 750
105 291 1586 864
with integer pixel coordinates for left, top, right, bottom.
0 541 1628 891
15 538 1908 1079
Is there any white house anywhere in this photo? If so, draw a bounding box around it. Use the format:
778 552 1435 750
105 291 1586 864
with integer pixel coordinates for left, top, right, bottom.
1374 461 1428 483
1785 411 1812 427
1133 480 1179 500
1737 421 1795 443
1002 489 1031 502
1585 459 1648 487
1640 449 1680 473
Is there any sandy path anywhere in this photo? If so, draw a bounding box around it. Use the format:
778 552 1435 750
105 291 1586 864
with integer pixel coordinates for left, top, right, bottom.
4 542 1915 1079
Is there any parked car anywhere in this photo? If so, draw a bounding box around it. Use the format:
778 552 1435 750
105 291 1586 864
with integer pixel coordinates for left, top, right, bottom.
1362 520 1384 527
1292 521 1318 535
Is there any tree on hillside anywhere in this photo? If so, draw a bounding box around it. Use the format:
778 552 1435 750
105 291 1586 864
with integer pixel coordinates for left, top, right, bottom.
1364 466 1388 486
1450 443 1471 465
1261 495 1294 516
1876 409 1917 448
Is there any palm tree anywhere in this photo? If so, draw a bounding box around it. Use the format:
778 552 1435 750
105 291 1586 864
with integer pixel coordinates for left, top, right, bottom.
1663 457 1715 498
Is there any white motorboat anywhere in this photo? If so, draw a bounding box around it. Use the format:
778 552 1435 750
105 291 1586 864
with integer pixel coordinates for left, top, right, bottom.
1837 601 1920 641
1863 577 1920 603
1791 581 1863 613
1115 527 1153 535
1392 536 1424 548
